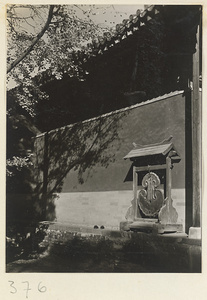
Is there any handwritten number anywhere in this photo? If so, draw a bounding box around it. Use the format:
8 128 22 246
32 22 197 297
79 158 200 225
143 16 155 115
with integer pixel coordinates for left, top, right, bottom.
38 282 47 293
9 281 17 294
8 281 47 297
22 281 31 299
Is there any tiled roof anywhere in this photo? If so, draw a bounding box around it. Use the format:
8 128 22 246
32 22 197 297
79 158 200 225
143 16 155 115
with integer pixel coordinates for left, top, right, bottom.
124 142 180 160
73 5 201 64
34 5 200 85
74 5 162 63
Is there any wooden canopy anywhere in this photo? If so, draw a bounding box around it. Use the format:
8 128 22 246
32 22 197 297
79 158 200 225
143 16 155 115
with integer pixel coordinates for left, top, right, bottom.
124 142 181 162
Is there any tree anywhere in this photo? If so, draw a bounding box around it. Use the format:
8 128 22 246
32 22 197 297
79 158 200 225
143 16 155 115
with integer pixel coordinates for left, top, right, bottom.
6 4 129 261
6 4 116 174
7 4 115 86
7 5 56 74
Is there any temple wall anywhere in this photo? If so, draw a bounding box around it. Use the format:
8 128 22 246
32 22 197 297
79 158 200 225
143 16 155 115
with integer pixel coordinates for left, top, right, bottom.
6 91 187 230
60 91 186 193
42 90 187 230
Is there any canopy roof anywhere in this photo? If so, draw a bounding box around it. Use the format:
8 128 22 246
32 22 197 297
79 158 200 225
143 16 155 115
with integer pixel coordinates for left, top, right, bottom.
124 142 181 161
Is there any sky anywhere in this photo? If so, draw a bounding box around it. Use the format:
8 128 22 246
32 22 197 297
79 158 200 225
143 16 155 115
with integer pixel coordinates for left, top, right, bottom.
78 5 145 28
8 4 145 33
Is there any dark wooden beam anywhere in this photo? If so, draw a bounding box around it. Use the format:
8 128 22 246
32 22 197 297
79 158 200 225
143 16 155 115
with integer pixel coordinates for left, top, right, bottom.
191 23 201 228
42 132 49 220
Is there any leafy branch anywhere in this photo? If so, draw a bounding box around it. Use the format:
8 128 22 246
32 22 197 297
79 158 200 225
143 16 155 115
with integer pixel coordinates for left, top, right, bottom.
7 5 55 73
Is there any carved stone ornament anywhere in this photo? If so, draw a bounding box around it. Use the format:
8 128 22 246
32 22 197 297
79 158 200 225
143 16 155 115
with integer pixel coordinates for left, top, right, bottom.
158 197 178 224
138 172 164 216
125 198 135 221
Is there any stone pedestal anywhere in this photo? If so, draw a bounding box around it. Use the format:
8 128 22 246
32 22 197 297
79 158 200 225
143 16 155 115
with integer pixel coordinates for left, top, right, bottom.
188 227 201 239
125 220 183 234
120 221 133 231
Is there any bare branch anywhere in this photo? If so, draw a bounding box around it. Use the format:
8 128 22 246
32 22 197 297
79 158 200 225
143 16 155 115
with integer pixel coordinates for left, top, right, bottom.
53 5 61 15
7 5 55 73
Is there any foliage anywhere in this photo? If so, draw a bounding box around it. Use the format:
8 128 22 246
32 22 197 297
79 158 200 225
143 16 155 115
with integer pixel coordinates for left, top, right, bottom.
6 4 122 170
6 222 49 263
7 5 115 113
6 89 40 176
7 5 112 72
6 155 33 177
6 4 119 178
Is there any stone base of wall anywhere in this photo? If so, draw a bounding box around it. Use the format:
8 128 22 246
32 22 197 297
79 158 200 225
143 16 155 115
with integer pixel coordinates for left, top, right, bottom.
53 189 185 230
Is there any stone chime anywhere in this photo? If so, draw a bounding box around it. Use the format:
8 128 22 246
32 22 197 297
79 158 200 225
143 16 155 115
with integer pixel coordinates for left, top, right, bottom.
122 138 183 233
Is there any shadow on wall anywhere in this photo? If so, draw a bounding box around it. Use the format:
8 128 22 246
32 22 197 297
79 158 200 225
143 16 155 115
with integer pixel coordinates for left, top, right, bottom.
32 110 128 221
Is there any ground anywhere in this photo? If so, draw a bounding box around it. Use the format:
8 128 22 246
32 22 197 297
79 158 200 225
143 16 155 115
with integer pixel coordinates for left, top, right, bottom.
6 225 201 273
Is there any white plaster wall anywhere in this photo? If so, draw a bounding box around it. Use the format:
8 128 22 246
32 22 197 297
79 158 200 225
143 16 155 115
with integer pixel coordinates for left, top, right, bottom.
54 189 185 230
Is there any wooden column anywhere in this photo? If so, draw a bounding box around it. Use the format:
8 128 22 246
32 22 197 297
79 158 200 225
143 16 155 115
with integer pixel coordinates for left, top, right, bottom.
133 166 138 219
42 132 49 220
185 89 193 233
166 156 172 219
191 24 201 227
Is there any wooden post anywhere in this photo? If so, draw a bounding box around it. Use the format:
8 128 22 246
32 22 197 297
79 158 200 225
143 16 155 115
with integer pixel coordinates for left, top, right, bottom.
42 132 49 220
133 166 138 219
191 23 201 228
166 156 172 222
185 89 193 233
